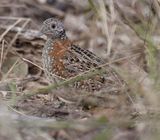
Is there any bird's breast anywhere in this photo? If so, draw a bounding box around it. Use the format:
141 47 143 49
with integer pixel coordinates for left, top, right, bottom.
43 39 72 78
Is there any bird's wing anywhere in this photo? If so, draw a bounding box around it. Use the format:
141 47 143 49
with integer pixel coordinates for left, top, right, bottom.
59 44 104 78
62 44 124 92
50 39 118 82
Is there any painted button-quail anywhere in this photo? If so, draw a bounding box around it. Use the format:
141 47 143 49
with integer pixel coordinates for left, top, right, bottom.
40 18 123 92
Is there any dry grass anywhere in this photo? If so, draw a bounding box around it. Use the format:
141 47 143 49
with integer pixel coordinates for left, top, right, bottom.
0 0 160 140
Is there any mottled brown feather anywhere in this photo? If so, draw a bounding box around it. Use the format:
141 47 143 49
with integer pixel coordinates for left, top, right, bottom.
49 39 72 78
41 18 125 91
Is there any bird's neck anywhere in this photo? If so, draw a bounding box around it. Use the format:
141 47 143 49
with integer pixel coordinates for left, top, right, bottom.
45 35 68 48
50 34 68 40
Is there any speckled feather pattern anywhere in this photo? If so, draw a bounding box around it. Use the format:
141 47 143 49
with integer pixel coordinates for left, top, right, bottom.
42 38 104 79
41 18 124 91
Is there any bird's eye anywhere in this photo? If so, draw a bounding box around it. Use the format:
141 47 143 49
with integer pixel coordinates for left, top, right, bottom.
51 24 56 29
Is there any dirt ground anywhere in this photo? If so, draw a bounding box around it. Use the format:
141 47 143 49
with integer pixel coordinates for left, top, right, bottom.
0 0 160 140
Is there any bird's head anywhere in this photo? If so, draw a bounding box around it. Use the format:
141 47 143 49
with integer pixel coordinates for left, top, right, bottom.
40 18 66 39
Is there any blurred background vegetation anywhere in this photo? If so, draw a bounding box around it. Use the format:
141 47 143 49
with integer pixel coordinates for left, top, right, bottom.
0 0 160 140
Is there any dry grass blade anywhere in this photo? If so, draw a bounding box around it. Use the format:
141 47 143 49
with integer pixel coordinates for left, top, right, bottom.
7 104 28 116
0 16 27 20
57 96 75 104
22 58 43 70
2 18 31 63
22 0 65 18
0 40 5 71
0 25 41 40
97 0 116 56
7 18 31 48
2 58 19 80
22 58 66 80
0 18 22 42
0 4 26 8
88 0 99 15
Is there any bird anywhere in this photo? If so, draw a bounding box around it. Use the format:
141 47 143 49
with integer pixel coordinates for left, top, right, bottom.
40 18 123 92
